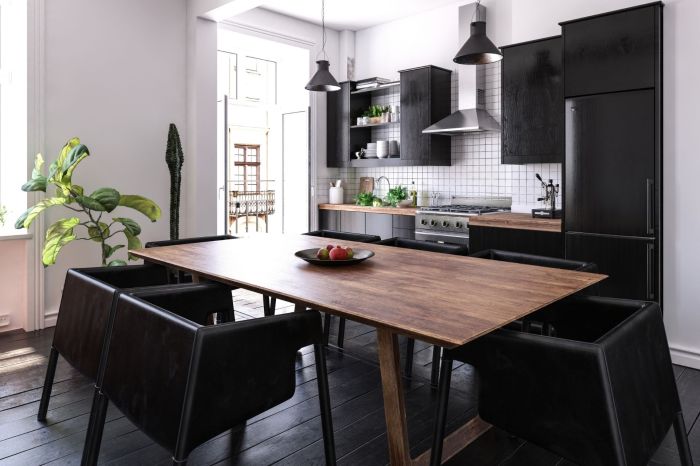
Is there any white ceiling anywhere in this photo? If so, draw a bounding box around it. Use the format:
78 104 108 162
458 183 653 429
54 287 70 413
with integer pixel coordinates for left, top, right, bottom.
260 0 464 31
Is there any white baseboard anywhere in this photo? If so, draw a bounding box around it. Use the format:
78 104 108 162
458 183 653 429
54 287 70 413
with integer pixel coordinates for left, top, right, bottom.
670 345 700 371
44 308 58 328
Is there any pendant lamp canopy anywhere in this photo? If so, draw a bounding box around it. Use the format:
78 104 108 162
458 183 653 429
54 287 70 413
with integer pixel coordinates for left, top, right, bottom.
454 1 502 65
305 0 340 92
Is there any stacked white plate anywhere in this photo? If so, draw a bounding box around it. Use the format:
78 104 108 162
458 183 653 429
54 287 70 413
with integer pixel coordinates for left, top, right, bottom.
376 140 389 159
365 142 378 158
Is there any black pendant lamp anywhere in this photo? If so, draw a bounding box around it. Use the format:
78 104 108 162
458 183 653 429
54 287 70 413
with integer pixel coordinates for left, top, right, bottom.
305 0 340 92
454 1 502 65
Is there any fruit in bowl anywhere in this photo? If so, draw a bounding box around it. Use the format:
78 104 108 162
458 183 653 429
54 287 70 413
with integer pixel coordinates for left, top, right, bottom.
316 245 355 261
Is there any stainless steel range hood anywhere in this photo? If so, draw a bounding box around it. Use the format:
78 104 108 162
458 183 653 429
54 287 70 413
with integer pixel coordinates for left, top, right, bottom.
423 3 500 135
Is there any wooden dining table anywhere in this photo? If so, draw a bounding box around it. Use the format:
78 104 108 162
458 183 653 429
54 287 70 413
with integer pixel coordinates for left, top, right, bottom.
131 234 606 465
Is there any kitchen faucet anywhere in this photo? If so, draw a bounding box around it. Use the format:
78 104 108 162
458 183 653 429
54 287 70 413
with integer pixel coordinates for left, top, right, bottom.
375 176 391 196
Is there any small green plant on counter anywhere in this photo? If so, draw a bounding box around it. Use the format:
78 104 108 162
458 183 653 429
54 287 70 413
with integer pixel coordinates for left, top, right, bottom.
385 186 408 207
16 138 162 267
355 192 376 207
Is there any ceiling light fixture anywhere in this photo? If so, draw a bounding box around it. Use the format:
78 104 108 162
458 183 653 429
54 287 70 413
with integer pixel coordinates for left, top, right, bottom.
305 0 340 92
454 0 503 65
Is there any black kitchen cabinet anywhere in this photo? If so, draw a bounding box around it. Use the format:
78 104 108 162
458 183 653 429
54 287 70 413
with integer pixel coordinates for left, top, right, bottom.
565 89 655 237
326 81 372 167
566 233 656 301
501 36 563 164
399 66 452 166
469 226 563 258
561 3 661 97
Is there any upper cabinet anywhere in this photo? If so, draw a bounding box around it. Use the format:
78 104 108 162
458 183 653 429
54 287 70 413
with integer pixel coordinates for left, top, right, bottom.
561 4 660 97
501 36 563 164
326 65 451 168
399 66 452 166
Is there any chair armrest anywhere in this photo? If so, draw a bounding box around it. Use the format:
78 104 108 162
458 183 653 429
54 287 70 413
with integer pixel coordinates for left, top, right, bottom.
130 283 233 325
80 263 170 288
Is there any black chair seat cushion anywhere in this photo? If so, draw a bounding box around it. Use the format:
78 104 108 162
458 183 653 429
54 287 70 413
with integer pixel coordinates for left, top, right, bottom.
304 230 381 243
377 237 468 255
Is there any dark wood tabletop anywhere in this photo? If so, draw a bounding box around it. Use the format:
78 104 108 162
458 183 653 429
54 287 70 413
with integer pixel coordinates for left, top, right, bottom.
131 234 604 348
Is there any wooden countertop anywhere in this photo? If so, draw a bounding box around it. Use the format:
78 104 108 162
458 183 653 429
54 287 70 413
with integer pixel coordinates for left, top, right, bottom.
318 203 418 216
468 212 562 233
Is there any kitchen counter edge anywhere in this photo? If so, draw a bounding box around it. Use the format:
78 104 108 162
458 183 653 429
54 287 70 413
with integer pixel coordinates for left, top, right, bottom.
468 212 562 233
318 203 418 216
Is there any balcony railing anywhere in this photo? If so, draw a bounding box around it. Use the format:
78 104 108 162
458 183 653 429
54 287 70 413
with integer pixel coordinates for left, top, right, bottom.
228 190 275 233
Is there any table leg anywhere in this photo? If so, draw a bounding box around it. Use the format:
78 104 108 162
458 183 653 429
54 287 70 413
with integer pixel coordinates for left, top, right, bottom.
376 328 412 465
191 273 201 283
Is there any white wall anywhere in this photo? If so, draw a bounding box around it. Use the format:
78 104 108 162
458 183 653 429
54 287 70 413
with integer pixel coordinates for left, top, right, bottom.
354 0 700 369
0 240 28 332
42 0 187 320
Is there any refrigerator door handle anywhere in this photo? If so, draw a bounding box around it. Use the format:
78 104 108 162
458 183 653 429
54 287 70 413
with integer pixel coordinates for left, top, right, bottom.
646 242 655 300
646 178 654 235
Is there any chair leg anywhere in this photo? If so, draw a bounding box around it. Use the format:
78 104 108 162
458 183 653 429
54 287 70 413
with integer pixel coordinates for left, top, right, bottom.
172 456 188 465
430 346 442 388
37 347 59 422
263 295 275 317
323 314 332 346
674 411 694 466
429 355 453 466
337 317 346 349
314 343 337 465
404 338 415 378
270 297 277 313
81 390 109 466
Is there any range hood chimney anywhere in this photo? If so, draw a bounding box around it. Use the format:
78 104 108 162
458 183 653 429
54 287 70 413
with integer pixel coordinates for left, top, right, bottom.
422 3 501 135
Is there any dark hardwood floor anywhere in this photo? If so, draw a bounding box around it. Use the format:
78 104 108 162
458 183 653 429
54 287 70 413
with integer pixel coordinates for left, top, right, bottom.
0 289 698 465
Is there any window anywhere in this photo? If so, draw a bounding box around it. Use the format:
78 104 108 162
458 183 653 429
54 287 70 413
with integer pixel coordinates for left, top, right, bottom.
232 144 261 193
0 0 27 233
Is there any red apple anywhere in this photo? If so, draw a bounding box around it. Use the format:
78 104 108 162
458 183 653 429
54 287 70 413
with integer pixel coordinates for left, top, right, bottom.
326 244 334 252
329 247 348 261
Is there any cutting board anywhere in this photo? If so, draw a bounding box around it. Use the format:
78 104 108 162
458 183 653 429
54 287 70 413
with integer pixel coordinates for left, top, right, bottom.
359 177 374 194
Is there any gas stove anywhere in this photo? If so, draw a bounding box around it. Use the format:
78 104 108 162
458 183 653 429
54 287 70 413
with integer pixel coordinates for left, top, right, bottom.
414 197 511 246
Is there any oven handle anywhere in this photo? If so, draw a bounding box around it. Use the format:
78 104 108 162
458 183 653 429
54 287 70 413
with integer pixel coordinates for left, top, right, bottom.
414 230 469 239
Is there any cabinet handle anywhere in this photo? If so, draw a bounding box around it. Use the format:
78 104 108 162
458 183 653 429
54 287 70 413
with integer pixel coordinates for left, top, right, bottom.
646 178 654 235
646 243 655 300
245 96 260 101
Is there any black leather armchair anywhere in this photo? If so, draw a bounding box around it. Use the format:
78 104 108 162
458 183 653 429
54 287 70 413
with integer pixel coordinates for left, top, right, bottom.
430 296 694 466
82 294 336 466
470 248 598 272
37 266 233 422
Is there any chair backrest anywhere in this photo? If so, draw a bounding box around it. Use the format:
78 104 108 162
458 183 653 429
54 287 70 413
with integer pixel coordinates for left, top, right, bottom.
377 237 469 255
144 235 236 248
101 293 323 458
471 249 597 272
304 230 381 243
131 282 233 325
52 265 170 379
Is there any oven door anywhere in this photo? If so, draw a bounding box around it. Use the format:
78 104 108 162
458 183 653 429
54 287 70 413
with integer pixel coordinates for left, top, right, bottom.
414 230 469 246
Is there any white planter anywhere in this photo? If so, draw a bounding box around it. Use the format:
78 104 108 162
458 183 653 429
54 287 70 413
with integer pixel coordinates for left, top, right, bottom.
329 187 344 204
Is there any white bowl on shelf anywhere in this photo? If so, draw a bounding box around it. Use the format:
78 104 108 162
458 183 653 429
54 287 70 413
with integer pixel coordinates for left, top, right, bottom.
376 140 389 158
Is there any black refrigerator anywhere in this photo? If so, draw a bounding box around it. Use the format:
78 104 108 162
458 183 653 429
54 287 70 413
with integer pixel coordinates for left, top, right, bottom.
564 90 658 301
561 3 662 303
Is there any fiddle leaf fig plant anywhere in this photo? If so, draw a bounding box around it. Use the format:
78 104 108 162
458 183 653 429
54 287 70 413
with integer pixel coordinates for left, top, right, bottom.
16 138 162 267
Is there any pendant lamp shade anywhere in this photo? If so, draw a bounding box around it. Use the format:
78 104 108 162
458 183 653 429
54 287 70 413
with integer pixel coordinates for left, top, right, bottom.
454 21 502 65
305 60 340 92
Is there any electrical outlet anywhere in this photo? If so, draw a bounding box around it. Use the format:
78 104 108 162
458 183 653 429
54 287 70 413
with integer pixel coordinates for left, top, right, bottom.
0 314 10 327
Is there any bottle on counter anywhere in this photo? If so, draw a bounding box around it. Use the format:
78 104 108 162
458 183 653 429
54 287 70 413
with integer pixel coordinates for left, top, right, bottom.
410 181 417 207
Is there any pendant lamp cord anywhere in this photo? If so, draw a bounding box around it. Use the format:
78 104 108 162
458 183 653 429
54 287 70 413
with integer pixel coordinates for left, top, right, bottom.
471 0 482 23
317 0 328 61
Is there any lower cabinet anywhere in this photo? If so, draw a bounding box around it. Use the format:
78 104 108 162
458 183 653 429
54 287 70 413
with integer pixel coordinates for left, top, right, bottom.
318 210 415 240
469 226 563 258
565 232 657 301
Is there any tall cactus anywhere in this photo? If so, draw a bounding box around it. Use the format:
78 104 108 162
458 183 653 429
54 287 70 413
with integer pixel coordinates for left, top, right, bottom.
165 124 184 240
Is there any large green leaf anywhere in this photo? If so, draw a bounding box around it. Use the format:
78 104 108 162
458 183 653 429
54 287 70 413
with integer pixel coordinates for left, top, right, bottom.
21 154 47 192
124 230 142 261
60 144 90 184
14 210 28 229
112 217 141 236
103 244 125 259
75 195 105 211
107 259 127 267
90 188 120 213
48 139 89 193
48 138 81 185
45 217 80 240
87 222 110 242
118 195 161 222
42 217 79 266
19 197 67 229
